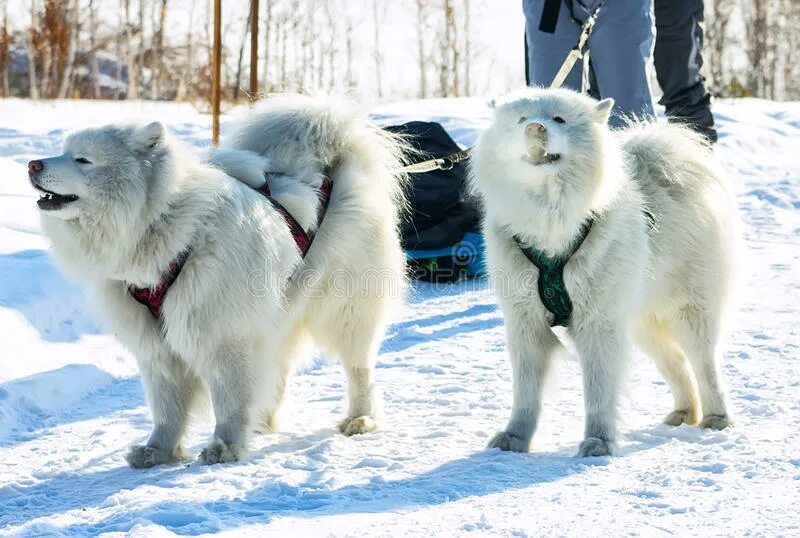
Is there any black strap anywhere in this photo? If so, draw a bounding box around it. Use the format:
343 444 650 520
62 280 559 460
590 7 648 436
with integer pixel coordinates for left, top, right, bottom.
524 31 531 86
539 0 562 33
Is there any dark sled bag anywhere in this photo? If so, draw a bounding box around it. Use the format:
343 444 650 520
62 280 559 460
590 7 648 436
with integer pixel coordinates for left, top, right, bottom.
384 121 485 282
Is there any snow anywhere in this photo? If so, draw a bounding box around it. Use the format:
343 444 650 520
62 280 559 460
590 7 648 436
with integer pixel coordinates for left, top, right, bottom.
1 96 799 537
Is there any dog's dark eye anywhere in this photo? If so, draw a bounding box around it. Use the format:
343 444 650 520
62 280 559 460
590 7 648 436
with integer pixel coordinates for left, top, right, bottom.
75 157 92 164
553 116 566 124
517 116 527 124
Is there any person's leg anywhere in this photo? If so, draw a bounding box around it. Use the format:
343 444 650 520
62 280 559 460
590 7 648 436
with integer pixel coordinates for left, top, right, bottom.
523 0 582 90
653 0 718 143
585 0 655 127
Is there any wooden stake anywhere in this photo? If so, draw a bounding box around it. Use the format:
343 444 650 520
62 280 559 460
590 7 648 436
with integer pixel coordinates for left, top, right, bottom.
249 0 259 100
211 0 222 145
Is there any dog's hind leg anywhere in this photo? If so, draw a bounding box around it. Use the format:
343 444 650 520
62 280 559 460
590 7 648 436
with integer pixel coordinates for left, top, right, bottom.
673 306 731 430
126 354 203 468
316 302 383 436
636 321 701 426
488 321 562 453
572 322 629 457
255 331 307 434
200 342 256 464
338 360 379 436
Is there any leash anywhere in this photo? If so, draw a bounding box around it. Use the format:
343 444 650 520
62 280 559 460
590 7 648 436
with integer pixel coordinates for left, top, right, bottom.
548 4 601 90
398 5 601 175
399 149 471 174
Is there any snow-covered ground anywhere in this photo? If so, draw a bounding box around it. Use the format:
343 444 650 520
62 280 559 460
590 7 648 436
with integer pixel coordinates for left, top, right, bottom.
1 97 798 537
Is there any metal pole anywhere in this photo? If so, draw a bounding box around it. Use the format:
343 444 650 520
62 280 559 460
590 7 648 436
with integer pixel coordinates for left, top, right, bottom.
249 0 259 100
211 0 222 145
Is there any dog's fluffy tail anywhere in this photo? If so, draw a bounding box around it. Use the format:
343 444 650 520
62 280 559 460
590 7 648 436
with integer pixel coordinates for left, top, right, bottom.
621 120 743 326
620 121 725 196
221 94 409 210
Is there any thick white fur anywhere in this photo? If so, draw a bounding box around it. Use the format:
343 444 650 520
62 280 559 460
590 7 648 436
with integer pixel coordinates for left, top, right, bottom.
34 95 407 467
471 88 738 457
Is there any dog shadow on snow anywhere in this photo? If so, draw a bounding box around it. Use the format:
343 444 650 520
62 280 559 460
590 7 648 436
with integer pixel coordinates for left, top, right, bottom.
11 428 683 536
8 448 598 535
381 279 501 354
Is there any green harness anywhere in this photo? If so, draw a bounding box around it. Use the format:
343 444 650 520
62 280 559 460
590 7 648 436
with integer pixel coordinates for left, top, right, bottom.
513 210 656 327
514 219 593 327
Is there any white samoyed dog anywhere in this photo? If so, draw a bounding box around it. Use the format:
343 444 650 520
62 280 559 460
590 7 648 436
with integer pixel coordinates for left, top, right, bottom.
28 95 407 467
471 88 738 457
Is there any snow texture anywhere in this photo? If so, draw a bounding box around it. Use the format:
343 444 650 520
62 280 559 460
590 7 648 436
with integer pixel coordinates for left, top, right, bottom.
0 97 798 537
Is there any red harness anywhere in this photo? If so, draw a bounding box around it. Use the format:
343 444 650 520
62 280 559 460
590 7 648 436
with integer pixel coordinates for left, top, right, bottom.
128 172 333 319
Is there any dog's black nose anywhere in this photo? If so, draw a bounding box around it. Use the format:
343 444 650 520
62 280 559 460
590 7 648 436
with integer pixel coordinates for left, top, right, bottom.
28 160 44 173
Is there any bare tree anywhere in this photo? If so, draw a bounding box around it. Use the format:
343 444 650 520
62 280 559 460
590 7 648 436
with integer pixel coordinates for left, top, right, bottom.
124 0 139 99
261 0 272 91
88 0 100 98
439 0 455 96
175 0 196 101
151 0 168 99
784 0 800 99
233 8 251 101
345 13 354 91
463 0 471 96
706 0 734 92
448 0 459 96
416 0 428 97
372 0 384 98
27 1 40 99
0 0 10 97
57 0 79 98
323 1 337 92
743 0 769 96
138 0 146 95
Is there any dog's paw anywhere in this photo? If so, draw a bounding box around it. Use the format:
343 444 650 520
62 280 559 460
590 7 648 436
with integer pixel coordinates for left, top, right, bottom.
664 409 700 427
577 437 615 458
339 416 378 436
126 444 175 468
486 431 530 452
199 438 242 465
699 414 731 430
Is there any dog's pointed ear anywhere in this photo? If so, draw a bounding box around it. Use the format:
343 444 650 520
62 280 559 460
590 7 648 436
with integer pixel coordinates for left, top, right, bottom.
592 98 614 124
131 122 165 153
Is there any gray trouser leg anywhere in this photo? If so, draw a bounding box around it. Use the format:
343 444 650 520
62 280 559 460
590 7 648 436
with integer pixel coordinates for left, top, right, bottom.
585 0 655 126
653 0 717 143
523 0 655 127
523 0 582 91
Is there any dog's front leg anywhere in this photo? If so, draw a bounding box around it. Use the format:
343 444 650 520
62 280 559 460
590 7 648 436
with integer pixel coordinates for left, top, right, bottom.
127 354 201 468
488 321 561 452
572 323 628 457
200 344 254 465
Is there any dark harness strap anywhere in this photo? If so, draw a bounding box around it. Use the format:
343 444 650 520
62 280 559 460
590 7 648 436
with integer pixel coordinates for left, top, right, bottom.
539 0 562 33
128 171 333 319
514 219 593 327
256 172 333 257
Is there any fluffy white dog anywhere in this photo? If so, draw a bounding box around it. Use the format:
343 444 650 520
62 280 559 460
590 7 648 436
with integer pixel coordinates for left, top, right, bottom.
28 95 407 467
471 88 738 457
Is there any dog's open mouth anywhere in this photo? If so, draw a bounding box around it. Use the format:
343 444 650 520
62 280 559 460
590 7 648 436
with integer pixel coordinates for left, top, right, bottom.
34 186 79 211
523 151 561 166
